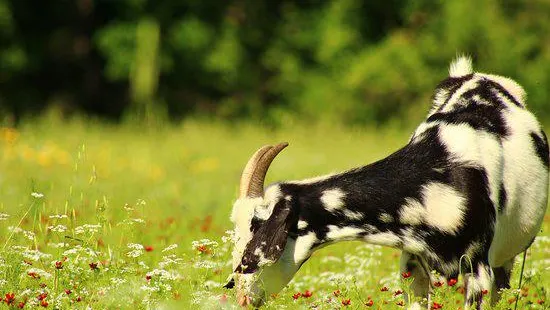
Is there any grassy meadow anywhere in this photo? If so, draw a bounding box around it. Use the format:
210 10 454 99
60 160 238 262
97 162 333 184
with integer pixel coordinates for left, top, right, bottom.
0 117 548 309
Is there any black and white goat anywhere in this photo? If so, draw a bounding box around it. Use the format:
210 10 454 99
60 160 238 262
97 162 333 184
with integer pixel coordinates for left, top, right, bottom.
225 57 549 309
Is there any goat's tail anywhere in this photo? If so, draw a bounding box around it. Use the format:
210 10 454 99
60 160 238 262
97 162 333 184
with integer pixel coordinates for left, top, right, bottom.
449 55 473 77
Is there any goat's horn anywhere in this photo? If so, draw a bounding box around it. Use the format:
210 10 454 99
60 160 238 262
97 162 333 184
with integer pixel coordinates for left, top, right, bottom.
239 142 289 198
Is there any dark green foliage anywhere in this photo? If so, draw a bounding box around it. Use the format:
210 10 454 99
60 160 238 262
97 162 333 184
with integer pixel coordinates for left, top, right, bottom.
0 0 548 125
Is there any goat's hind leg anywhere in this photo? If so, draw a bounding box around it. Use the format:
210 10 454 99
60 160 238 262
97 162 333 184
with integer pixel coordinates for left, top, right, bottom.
464 262 493 310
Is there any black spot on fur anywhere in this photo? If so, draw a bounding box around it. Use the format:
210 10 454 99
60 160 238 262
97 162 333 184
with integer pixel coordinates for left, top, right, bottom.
428 105 508 136
530 131 549 168
432 74 475 112
485 79 523 107
498 183 507 212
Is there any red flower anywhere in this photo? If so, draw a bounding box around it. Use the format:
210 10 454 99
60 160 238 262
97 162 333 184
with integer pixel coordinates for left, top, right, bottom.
89 262 98 270
341 298 351 306
18 301 25 308
380 286 389 292
431 302 443 309
37 293 47 301
219 294 227 304
333 289 341 297
64 289 71 295
76 296 82 302
292 292 301 300
302 290 312 298
536 299 545 305
145 245 154 252
365 299 374 307
55 261 63 269
434 281 444 287
196 245 210 254
145 275 152 281
394 290 403 296
447 278 457 286
5 293 15 305
396 300 405 306
27 272 40 279
402 271 412 279
40 299 48 307
482 289 488 295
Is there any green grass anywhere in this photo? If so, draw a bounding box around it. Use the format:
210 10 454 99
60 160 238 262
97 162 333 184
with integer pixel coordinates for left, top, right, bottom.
0 117 547 309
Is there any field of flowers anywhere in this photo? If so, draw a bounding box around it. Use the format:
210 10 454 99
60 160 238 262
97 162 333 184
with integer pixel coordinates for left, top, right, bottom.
0 117 547 309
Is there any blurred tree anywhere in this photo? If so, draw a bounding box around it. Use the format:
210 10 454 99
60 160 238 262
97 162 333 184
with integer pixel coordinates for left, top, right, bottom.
0 0 548 125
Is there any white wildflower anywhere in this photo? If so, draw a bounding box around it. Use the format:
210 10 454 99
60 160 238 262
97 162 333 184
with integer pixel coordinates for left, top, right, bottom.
22 249 52 261
48 242 69 248
138 261 149 269
48 214 68 219
162 244 178 253
158 255 183 268
110 277 127 287
141 285 160 293
31 192 44 198
0 213 9 221
25 267 52 279
193 260 218 269
47 225 67 233
191 239 218 250
127 243 144 258
74 224 101 235
8 226 35 241
0 279 7 287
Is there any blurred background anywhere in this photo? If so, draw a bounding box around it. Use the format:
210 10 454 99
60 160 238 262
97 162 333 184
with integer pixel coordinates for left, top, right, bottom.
1 0 549 127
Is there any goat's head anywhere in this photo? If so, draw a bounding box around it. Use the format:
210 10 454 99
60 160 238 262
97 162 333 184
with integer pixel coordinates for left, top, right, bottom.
224 142 301 307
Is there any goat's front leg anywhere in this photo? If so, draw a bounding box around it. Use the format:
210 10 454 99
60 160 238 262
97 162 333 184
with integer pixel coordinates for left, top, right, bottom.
491 258 514 306
400 252 431 308
464 262 493 310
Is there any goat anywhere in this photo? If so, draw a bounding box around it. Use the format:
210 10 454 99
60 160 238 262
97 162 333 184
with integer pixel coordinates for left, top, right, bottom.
224 57 549 309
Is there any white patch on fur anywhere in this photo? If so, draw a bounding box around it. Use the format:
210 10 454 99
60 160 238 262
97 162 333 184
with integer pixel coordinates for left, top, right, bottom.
378 212 394 223
440 78 479 113
364 232 401 247
297 220 308 230
399 198 425 225
399 183 466 235
254 185 283 220
410 121 440 142
287 173 334 185
293 232 317 264
325 225 363 241
422 182 467 235
230 197 263 270
477 73 526 105
449 56 473 77
343 209 364 220
439 124 503 211
253 247 274 267
489 106 548 266
320 188 346 212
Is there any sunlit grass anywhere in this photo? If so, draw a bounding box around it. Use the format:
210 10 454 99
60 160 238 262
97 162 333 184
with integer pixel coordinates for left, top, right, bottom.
0 116 547 308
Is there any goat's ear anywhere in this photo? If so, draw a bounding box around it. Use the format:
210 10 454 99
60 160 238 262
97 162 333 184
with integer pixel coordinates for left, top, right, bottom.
239 200 297 270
